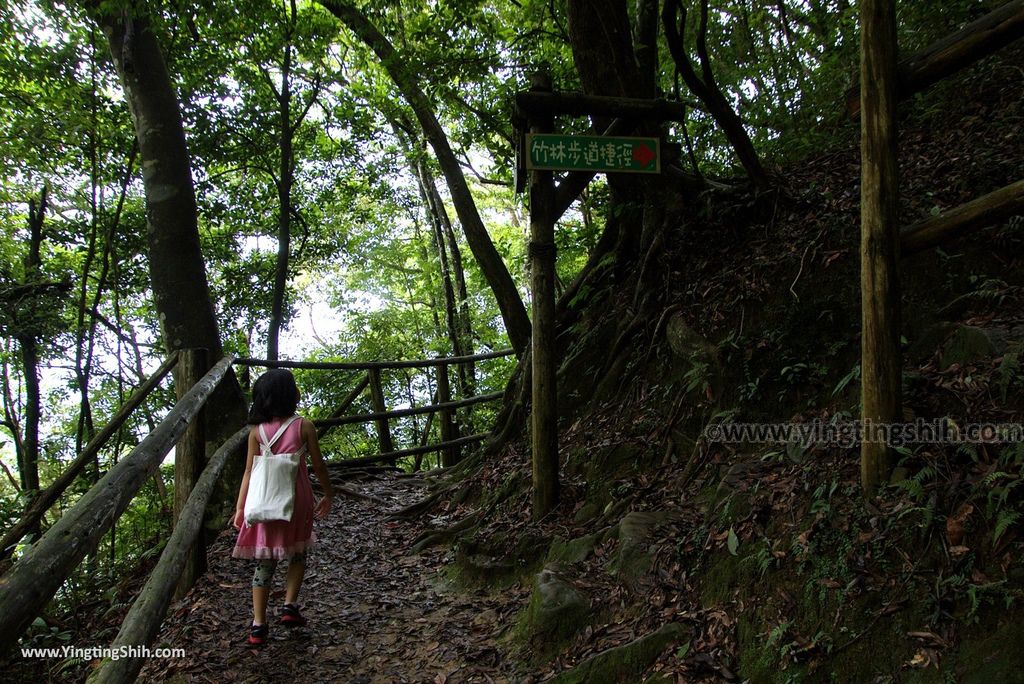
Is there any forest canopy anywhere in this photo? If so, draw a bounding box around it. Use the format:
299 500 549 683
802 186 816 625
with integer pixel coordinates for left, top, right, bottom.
0 0 1009 629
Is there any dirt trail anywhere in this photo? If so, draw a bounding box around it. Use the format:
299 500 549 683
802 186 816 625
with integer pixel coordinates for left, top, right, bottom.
144 474 521 683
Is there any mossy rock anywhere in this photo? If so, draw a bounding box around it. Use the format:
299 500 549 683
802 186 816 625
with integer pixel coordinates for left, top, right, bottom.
906 321 956 362
549 622 689 684
514 564 592 662
450 532 549 589
940 324 998 370
700 548 760 606
948 609 1024 682
665 313 724 398
573 500 604 525
666 313 716 361
547 530 606 565
582 443 653 501
606 511 673 585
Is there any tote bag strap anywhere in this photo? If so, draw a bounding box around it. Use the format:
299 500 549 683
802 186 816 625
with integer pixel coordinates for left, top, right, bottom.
257 415 302 455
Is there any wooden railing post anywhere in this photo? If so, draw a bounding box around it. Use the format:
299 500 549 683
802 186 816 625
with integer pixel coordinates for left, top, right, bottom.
88 427 249 684
436 363 458 466
173 348 207 599
367 368 394 463
860 0 901 495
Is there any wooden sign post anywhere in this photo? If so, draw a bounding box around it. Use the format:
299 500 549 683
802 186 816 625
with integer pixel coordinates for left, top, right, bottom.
517 79 670 520
527 73 559 520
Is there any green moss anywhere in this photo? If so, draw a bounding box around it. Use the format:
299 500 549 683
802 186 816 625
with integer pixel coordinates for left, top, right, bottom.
447 532 549 590
513 566 592 664
549 622 689 684
700 548 760 606
548 531 605 565
606 511 673 585
947 609 1024 682
939 324 998 370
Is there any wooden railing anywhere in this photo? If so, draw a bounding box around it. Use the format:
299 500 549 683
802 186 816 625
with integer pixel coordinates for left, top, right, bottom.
235 347 515 468
0 346 516 682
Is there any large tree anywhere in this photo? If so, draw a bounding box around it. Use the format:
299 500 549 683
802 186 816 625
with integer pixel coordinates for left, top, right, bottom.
317 0 531 355
86 2 247 499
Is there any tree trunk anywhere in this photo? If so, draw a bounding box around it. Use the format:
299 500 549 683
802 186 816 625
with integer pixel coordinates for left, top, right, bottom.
527 72 560 521
16 190 48 496
318 1 531 355
662 0 770 190
268 0 299 361
90 3 248 516
367 368 395 462
633 0 660 96
173 349 207 599
860 0 901 495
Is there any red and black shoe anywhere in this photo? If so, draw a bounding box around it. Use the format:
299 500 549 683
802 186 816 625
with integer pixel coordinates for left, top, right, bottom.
280 603 306 627
248 623 268 645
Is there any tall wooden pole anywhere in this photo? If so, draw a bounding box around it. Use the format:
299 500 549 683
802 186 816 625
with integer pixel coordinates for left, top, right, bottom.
368 367 395 464
860 0 901 495
174 348 207 599
436 362 459 466
528 71 559 519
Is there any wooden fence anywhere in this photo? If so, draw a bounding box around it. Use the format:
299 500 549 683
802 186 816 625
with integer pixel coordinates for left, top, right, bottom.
0 347 515 682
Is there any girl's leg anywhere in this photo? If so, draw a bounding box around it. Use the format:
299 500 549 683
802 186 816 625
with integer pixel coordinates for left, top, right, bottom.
283 551 307 605
252 558 277 625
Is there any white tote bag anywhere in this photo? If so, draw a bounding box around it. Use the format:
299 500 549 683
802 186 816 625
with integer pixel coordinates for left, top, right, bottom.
244 416 306 525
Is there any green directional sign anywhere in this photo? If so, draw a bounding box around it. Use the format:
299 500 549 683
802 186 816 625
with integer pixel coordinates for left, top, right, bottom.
525 134 661 174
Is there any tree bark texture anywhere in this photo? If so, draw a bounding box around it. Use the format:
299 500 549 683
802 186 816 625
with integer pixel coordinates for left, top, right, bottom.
860 0 902 495
173 349 207 600
16 190 47 495
268 0 298 361
367 368 395 459
527 74 560 521
91 3 248 518
96 9 221 358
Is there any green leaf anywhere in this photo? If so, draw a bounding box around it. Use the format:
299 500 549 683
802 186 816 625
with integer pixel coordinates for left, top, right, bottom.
727 527 740 556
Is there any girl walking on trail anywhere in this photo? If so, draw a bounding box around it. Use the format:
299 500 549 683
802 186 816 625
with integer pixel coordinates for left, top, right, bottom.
232 369 334 645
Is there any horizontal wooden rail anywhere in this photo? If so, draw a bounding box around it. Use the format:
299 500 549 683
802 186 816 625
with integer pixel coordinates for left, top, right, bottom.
317 373 371 439
327 433 489 468
0 354 236 649
87 426 249 684
0 351 180 558
234 348 515 370
900 178 1024 256
314 391 504 428
847 0 1024 117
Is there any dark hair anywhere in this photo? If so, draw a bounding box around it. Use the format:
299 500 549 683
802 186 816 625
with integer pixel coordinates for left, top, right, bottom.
247 369 299 424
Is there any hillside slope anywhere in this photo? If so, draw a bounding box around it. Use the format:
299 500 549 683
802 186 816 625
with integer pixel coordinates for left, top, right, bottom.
418 44 1024 682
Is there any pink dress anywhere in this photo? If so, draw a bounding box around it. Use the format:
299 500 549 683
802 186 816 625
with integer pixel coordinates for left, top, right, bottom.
232 416 316 560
